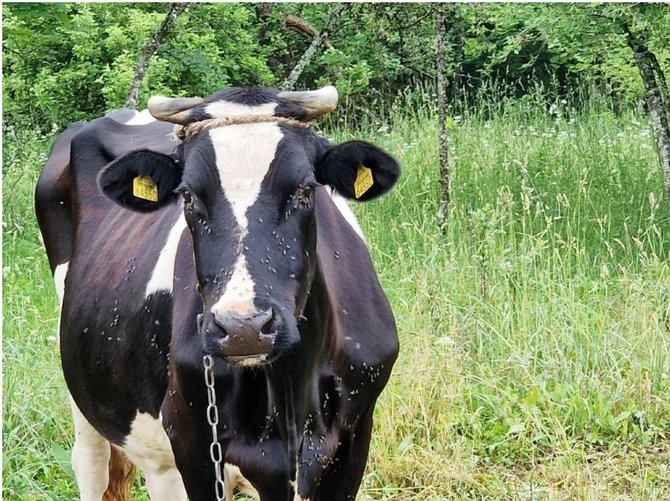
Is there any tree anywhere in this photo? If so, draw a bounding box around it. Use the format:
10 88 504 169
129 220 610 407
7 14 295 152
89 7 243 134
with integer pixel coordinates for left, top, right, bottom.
621 17 670 211
435 5 450 230
535 3 670 210
125 2 188 109
281 5 343 90
3 3 669 129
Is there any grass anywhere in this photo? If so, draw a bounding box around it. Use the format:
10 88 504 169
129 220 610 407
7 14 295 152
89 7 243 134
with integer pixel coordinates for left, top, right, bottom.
3 128 78 500
4 93 670 499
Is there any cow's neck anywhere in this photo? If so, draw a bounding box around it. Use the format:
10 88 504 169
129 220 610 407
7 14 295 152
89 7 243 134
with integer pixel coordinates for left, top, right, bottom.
264 266 333 443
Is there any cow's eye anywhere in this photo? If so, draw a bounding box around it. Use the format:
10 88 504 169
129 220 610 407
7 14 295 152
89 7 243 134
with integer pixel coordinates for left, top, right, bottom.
284 183 316 219
289 184 315 211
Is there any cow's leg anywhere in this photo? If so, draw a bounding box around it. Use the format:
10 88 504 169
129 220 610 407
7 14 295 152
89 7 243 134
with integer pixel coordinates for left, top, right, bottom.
311 405 376 501
121 412 187 501
224 463 260 500
143 466 187 501
70 399 111 501
63 269 114 501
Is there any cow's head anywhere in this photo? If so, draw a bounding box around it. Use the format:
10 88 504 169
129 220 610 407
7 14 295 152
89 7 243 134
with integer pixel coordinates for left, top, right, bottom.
99 86 400 366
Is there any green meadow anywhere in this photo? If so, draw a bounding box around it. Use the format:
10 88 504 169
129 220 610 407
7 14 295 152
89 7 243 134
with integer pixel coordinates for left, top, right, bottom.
3 93 670 499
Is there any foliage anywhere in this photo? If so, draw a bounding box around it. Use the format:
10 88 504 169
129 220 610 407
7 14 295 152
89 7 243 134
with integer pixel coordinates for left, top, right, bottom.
2 3 285 127
3 3 669 130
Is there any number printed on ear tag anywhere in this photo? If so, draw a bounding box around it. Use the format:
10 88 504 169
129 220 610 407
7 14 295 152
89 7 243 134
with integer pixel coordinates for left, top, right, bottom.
354 166 373 199
133 176 159 202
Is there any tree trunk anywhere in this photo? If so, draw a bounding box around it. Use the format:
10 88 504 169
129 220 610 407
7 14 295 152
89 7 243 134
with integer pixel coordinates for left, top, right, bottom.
648 51 670 126
286 15 332 48
125 3 188 109
436 5 450 230
624 26 670 212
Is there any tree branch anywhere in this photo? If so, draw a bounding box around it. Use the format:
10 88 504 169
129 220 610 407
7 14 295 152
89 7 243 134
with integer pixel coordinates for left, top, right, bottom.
125 3 188 109
648 50 670 124
281 6 343 90
286 15 332 49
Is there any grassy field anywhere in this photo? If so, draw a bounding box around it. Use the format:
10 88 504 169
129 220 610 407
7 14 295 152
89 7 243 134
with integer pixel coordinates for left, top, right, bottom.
3 95 670 500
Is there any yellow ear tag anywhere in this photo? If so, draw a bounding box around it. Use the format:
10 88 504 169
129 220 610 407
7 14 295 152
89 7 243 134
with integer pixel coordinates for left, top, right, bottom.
354 166 374 199
133 175 159 202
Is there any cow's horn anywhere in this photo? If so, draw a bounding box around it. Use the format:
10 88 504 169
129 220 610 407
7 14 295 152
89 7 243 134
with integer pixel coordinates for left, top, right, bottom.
147 95 204 125
278 86 338 119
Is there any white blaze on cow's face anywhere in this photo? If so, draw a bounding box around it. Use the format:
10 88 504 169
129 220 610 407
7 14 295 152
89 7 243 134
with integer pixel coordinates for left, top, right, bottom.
206 101 282 319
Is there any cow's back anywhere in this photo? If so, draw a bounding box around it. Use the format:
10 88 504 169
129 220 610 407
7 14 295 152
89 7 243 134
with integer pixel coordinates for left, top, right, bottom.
35 121 85 272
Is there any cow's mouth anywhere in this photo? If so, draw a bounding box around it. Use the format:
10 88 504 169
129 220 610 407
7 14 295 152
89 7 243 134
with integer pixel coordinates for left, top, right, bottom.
213 329 277 365
223 353 271 367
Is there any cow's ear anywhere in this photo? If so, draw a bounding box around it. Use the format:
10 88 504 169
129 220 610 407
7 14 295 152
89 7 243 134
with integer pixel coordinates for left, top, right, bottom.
315 141 400 201
98 150 182 212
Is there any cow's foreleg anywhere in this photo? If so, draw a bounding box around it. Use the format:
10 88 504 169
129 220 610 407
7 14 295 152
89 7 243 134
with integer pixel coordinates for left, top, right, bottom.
121 411 187 501
64 271 116 501
311 405 376 501
143 466 188 501
70 399 112 501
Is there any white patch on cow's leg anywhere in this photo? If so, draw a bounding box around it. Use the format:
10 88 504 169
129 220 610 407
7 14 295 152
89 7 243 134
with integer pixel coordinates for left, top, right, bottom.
125 109 156 125
70 399 111 501
327 189 366 241
54 261 69 344
143 466 187 501
207 105 283 317
120 411 187 501
145 214 187 297
224 463 260 500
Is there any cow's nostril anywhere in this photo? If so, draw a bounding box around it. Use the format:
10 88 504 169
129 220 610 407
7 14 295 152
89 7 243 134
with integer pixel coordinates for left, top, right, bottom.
207 314 229 338
210 309 275 338
260 310 276 335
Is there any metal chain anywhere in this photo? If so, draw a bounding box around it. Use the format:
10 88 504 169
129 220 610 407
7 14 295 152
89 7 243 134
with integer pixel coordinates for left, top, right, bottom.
203 354 226 501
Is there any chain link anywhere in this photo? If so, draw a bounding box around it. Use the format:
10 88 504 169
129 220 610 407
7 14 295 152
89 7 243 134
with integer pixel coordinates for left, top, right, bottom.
203 354 226 501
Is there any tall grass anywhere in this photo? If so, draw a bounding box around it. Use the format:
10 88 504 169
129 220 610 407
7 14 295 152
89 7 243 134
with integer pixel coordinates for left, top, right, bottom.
4 89 670 499
337 92 670 499
3 125 82 500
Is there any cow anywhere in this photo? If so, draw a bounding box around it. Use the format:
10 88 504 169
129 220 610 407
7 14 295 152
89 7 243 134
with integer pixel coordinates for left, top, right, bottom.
35 85 400 501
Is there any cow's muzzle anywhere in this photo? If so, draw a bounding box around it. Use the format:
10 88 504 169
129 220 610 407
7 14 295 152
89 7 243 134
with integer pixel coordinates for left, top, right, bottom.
200 308 288 366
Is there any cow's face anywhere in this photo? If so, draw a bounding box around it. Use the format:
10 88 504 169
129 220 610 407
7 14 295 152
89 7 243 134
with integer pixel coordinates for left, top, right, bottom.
177 112 320 366
99 87 400 367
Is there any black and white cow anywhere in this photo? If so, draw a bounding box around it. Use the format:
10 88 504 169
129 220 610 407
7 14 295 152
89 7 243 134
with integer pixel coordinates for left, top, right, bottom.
35 86 400 501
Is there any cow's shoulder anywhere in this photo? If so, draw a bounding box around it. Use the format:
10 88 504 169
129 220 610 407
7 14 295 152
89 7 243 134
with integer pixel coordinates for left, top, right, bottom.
104 107 156 125
70 115 175 167
36 121 86 211
314 188 398 371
